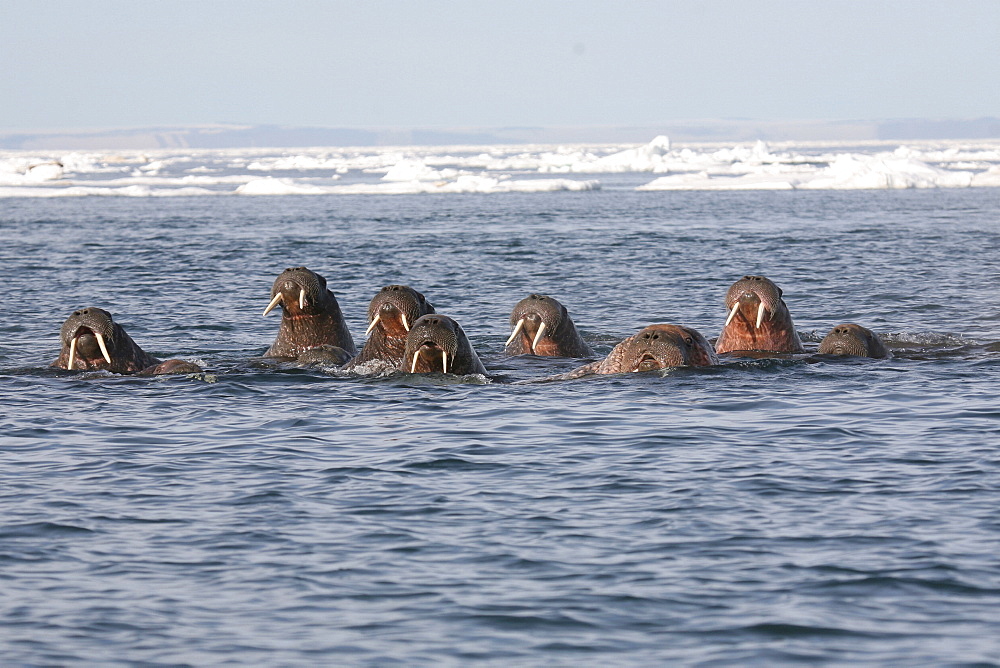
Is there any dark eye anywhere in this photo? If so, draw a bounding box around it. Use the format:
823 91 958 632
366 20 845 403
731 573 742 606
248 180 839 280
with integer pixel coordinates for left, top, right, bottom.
685 337 693 345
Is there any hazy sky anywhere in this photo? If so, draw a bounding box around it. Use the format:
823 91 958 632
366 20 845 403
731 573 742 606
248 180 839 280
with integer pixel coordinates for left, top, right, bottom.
2 0 998 132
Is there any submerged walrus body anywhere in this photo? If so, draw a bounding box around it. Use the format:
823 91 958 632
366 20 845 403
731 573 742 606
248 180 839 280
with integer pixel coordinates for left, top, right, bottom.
818 323 891 359
263 266 356 363
715 275 804 354
505 293 594 358
564 324 717 378
344 285 435 372
402 314 487 376
52 307 201 375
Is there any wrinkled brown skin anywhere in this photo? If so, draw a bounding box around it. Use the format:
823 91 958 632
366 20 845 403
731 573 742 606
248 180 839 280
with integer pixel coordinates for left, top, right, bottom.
505 293 594 358
564 324 718 378
264 267 356 359
818 323 891 359
715 275 804 354
344 285 435 371
52 307 201 375
401 314 487 376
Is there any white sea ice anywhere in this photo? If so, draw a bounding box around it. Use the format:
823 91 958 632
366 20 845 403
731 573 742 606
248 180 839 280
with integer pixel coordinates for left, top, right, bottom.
4 137 1000 197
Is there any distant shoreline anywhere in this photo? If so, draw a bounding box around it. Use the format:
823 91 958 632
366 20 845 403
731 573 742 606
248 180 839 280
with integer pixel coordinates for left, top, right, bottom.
3 118 1000 151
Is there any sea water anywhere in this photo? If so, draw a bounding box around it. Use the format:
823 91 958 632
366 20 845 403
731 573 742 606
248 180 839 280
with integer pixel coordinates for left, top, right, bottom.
1 185 999 665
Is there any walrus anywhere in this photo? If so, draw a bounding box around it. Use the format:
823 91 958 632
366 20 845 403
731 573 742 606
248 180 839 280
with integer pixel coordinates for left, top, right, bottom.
818 323 891 358
343 285 435 371
402 314 487 375
52 307 202 375
505 293 594 357
715 275 804 354
262 266 356 362
563 324 718 378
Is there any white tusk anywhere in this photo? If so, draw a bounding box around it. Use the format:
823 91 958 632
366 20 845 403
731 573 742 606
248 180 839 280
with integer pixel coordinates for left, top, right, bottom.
505 318 525 347
756 302 766 329
67 337 77 370
299 288 306 310
531 321 547 353
725 302 739 326
410 350 420 373
365 313 381 336
95 332 112 365
263 293 283 316
441 349 448 374
401 312 410 332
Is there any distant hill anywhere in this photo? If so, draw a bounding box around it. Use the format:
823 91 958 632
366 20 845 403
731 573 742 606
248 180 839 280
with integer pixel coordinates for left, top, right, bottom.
3 118 1000 150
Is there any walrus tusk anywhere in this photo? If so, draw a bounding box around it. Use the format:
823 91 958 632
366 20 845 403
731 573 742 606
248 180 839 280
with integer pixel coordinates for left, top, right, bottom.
299 288 306 310
263 293 283 316
725 302 740 326
442 349 448 374
95 332 112 365
755 302 766 329
401 313 410 332
531 321 547 353
67 337 77 370
365 314 381 336
410 350 420 373
505 318 525 346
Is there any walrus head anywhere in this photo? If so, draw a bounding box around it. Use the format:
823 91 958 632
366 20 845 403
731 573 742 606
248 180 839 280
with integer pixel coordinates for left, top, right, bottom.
365 285 435 339
505 293 593 357
723 275 785 330
262 266 356 358
263 266 331 319
716 275 804 354
55 307 159 373
403 314 485 375
818 323 891 358
58 307 116 370
611 324 718 372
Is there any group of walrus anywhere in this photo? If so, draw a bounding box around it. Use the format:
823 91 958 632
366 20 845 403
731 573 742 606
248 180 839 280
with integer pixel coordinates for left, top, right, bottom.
52 266 890 379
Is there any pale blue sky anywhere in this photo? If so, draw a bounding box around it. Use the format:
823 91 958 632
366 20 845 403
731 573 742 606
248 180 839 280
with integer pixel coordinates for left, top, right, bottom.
1 0 998 131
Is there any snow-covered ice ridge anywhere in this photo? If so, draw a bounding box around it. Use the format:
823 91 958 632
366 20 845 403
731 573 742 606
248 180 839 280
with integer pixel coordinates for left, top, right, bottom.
2 136 1000 197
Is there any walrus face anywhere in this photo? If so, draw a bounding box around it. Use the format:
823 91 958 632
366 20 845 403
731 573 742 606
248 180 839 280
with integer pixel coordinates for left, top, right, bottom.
818 323 891 358
507 293 585 356
723 275 785 330
716 275 804 354
263 267 330 319
620 325 718 372
365 285 435 339
404 315 463 373
58 307 117 370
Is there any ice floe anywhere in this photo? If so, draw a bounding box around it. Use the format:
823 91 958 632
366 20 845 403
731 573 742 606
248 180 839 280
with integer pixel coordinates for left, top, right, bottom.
3 136 1000 197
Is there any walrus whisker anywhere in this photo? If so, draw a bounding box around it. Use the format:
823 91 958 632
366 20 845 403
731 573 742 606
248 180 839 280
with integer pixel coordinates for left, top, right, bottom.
67 337 77 370
365 314 381 336
531 321 547 353
401 313 410 332
299 288 306 310
263 293 283 316
410 350 420 373
505 318 525 346
94 332 113 365
725 302 739 326
755 302 766 329
442 349 448 374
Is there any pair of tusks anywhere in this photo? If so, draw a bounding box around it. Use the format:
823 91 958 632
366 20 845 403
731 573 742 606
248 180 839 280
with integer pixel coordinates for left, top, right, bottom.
262 288 307 316
725 301 769 329
366 311 410 336
66 331 112 369
505 318 547 353
410 348 448 374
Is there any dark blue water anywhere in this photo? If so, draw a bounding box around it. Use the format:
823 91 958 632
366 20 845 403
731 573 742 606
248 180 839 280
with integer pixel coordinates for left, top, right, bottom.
2 188 1000 666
